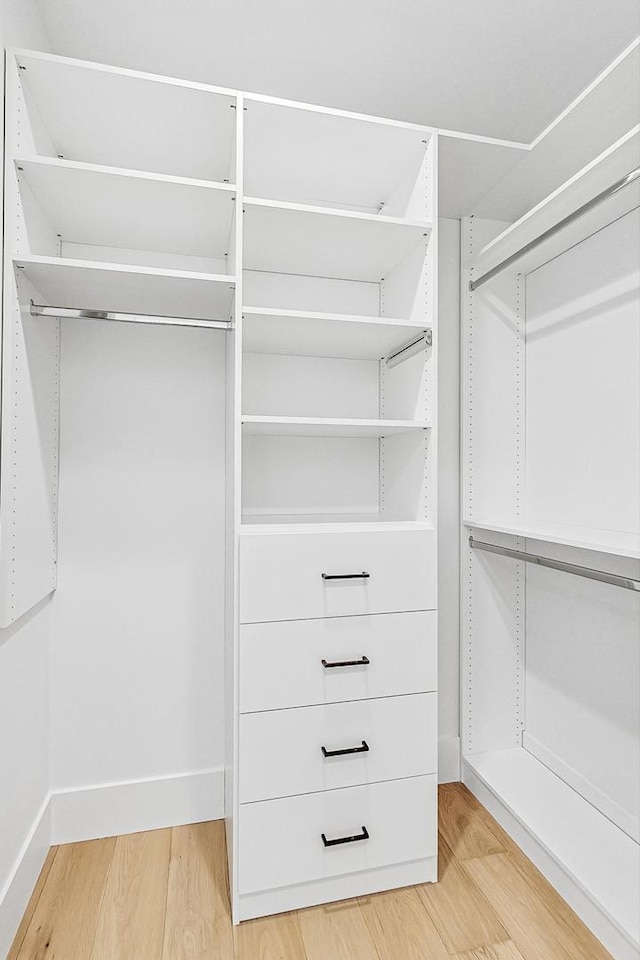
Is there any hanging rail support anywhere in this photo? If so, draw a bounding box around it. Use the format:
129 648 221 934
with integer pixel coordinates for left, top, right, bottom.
468 166 640 292
30 301 233 331
469 536 640 592
385 329 432 368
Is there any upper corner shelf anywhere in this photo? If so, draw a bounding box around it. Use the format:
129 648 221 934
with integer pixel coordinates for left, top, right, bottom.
465 517 640 561
242 415 430 438
13 49 236 183
242 307 428 360
15 157 235 262
243 198 432 281
15 256 235 323
243 96 433 215
470 125 640 286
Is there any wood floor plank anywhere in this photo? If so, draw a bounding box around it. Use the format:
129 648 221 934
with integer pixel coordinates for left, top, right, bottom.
298 898 380 960
438 783 506 860
161 821 234 960
452 943 527 960
358 886 449 960
89 828 172 960
417 836 509 955
462 853 613 960
14 836 116 959
7 846 59 960
234 910 307 960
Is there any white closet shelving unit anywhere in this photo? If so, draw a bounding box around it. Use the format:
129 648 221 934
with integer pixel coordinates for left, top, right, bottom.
233 94 439 920
2 50 438 923
462 126 640 960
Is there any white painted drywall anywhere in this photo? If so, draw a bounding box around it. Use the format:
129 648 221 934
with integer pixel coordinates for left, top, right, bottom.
50 319 226 827
524 210 640 834
0 4 52 955
37 0 638 142
438 217 461 780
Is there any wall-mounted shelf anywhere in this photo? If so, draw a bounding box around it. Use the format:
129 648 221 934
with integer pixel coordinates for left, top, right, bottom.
469 126 640 285
16 157 236 260
465 517 640 561
242 306 428 360
15 256 235 322
241 415 430 438
240 515 434 534
244 97 430 214
243 197 431 281
14 49 236 182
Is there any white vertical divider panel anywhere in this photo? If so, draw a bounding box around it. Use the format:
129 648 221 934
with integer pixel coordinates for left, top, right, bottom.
225 92 243 919
0 53 60 626
461 216 525 754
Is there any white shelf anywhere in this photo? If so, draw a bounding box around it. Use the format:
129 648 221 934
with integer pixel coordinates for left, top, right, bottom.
243 198 431 281
15 49 236 182
242 306 427 359
241 515 433 534
470 125 640 283
465 517 640 561
15 256 235 322
464 748 640 951
244 97 430 212
16 157 236 260
242 416 430 438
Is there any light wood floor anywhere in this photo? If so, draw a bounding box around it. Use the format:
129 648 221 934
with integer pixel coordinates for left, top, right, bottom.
9 783 612 960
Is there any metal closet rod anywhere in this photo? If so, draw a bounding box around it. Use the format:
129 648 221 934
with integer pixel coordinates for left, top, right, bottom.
469 165 640 292
30 301 233 331
385 329 432 367
469 536 640 592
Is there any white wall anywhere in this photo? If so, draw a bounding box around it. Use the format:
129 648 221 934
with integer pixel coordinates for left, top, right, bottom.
437 217 461 781
49 319 227 840
0 5 52 956
524 210 640 838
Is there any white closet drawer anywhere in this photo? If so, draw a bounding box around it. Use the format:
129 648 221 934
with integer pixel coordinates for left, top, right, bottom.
239 530 436 623
238 774 437 894
239 693 436 802
240 611 437 713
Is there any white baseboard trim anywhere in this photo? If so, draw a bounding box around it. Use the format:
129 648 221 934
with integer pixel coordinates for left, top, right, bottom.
0 795 51 960
523 733 639 843
51 767 225 845
438 736 461 783
463 759 640 960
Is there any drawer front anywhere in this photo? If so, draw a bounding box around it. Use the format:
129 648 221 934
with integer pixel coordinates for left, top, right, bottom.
239 693 436 802
240 611 437 713
238 775 437 894
240 530 436 623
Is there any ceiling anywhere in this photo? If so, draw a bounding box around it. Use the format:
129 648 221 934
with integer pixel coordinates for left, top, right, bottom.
38 0 638 143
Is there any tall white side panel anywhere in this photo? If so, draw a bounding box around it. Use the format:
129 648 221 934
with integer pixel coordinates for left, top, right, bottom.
0 56 60 627
437 217 460 778
461 216 525 755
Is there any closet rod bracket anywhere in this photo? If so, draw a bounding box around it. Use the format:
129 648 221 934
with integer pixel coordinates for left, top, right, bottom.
385 329 432 368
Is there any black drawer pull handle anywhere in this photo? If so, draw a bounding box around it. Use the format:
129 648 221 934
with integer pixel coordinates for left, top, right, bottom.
321 571 370 581
322 826 370 847
321 740 369 758
322 656 370 669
